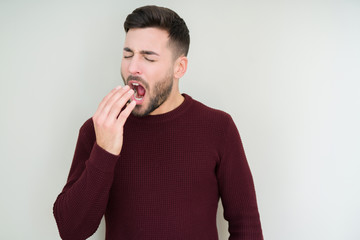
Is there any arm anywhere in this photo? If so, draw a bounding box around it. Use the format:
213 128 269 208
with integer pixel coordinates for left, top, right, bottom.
53 86 136 239
217 116 263 240
53 125 119 239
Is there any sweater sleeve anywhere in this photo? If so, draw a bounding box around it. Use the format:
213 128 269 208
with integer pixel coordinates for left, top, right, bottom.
53 119 119 240
216 116 263 240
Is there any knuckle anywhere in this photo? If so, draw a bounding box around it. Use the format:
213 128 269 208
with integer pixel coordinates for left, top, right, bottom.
94 116 105 126
103 120 112 128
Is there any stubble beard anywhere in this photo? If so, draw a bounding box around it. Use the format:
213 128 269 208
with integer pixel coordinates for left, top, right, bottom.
122 72 174 117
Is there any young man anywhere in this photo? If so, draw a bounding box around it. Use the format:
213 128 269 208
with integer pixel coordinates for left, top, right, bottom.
54 5 263 240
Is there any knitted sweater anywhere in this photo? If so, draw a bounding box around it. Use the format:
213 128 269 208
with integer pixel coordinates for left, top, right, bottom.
53 94 263 240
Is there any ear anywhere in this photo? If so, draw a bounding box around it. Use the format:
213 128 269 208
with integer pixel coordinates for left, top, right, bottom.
174 56 188 79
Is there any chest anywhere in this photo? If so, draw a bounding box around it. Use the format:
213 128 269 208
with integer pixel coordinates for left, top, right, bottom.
112 124 220 193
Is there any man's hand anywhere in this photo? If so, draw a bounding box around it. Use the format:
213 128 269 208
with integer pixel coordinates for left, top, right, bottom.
92 85 136 155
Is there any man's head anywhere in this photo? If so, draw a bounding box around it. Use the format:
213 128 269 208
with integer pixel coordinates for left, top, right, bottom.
121 6 190 117
124 5 190 59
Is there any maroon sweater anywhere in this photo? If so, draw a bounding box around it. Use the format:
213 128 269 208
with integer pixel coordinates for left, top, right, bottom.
53 94 263 240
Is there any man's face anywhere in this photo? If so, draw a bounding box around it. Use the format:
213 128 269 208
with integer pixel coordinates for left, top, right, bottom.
121 27 175 117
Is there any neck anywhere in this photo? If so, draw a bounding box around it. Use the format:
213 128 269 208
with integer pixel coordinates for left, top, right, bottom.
150 85 184 115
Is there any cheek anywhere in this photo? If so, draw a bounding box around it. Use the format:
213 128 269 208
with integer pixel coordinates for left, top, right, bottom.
152 64 173 78
120 61 127 73
120 62 130 81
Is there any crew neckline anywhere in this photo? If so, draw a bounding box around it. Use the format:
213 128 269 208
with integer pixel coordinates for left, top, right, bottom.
128 94 193 124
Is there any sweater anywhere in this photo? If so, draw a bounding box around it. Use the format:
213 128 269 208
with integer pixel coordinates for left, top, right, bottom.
53 94 263 240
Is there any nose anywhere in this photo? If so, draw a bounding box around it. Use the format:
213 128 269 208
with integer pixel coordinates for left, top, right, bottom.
127 56 142 75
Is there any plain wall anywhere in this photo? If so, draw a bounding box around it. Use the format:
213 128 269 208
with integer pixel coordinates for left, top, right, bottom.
1 0 359 239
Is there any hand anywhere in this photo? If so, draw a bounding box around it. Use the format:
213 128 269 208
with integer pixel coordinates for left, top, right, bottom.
92 85 136 155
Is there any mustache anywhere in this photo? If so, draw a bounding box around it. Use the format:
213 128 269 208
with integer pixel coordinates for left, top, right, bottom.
126 75 149 89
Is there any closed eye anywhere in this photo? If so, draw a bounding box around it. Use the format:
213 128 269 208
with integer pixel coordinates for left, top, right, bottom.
144 57 155 62
123 47 134 59
123 48 159 62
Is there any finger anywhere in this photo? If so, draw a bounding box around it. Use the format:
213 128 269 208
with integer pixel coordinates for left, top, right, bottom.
117 100 136 125
97 86 122 111
93 86 122 121
107 88 134 120
99 85 131 118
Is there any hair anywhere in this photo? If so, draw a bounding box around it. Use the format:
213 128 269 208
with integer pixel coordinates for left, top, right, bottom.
124 5 190 58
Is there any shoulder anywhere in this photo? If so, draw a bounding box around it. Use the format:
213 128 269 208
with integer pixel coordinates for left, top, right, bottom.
185 95 238 141
187 95 234 125
80 117 94 132
78 117 96 143
185 95 241 154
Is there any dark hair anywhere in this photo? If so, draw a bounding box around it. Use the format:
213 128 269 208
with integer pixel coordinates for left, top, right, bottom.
124 5 190 58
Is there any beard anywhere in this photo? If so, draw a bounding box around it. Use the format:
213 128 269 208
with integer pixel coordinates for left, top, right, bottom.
122 71 174 117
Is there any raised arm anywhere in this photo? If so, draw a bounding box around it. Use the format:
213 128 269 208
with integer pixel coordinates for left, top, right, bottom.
53 86 135 239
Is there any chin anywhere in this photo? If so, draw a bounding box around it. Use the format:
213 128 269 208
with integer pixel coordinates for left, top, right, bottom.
131 105 149 117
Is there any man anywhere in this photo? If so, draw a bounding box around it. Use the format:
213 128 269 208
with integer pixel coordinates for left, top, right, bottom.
53 5 263 240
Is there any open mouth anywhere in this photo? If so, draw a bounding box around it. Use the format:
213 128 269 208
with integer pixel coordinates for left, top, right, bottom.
129 81 146 104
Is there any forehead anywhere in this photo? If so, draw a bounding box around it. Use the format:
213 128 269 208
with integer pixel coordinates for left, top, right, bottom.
124 27 170 53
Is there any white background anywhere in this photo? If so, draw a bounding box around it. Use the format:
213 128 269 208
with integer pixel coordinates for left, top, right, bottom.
1 0 359 239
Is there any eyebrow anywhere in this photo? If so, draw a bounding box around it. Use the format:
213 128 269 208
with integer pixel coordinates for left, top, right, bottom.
123 47 160 56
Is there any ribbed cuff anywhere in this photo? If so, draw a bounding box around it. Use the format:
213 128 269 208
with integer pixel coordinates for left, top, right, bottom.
87 142 119 172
